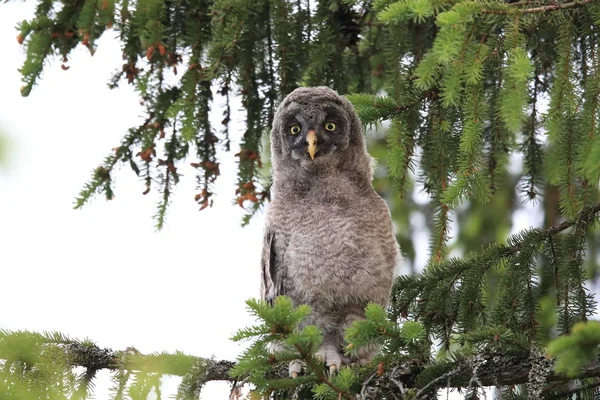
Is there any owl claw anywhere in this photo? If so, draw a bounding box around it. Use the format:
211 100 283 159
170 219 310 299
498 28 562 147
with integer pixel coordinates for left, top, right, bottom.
289 360 303 378
328 364 338 376
315 346 342 376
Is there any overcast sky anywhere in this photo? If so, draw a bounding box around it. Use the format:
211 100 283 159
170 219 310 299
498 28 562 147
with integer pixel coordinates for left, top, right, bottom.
0 4 265 398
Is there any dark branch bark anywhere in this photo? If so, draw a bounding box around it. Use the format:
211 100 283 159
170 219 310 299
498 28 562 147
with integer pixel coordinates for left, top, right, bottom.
381 354 600 390
59 343 600 395
66 343 234 382
544 202 600 236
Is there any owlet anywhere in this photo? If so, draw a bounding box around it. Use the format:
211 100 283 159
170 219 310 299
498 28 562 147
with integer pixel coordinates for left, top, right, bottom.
261 86 401 376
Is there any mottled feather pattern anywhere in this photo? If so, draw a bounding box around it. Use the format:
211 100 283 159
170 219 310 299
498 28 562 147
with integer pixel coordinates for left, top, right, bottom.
261 87 401 372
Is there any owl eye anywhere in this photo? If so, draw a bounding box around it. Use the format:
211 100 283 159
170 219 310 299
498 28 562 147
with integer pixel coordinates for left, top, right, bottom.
289 124 301 135
324 122 337 132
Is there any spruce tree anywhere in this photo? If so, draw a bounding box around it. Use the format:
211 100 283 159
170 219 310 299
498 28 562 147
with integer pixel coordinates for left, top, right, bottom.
2 0 600 398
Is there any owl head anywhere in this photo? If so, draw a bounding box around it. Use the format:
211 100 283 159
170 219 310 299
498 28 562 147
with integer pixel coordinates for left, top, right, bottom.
270 87 372 182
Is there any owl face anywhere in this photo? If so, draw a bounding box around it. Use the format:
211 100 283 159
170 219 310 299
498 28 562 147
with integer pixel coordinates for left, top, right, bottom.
278 101 351 163
271 87 371 181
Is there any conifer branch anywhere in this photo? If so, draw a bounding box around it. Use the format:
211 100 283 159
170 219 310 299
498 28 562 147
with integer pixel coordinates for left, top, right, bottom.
11 341 600 394
496 201 600 255
544 201 600 237
480 0 594 14
373 352 600 393
392 202 600 320
547 380 600 400
65 343 235 381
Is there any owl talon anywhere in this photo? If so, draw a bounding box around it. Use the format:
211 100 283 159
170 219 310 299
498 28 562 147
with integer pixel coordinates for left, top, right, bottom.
328 364 338 376
315 346 342 377
289 360 303 378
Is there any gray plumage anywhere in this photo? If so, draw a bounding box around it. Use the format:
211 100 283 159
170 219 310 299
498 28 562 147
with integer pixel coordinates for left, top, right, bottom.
261 86 401 375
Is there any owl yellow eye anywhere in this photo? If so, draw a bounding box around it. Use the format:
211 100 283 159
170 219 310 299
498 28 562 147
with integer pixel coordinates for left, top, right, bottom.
289 124 301 135
324 122 337 132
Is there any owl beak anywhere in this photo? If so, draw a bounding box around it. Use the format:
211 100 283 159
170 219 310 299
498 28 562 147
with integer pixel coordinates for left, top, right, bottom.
306 130 318 160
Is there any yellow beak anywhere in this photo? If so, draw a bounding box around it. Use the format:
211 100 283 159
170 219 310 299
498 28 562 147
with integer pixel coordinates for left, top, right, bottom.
307 130 318 160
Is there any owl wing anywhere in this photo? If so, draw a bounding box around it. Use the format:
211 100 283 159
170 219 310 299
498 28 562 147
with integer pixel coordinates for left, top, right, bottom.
261 227 285 306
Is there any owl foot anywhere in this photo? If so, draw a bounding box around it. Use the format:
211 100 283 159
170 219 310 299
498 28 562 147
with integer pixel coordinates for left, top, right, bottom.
289 360 303 378
315 346 342 376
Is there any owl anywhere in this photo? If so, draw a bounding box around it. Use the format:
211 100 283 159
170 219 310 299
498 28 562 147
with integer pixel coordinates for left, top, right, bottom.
261 86 401 376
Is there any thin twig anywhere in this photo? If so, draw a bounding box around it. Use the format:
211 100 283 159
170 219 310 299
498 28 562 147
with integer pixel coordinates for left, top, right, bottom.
360 371 377 398
544 202 600 237
414 368 462 399
546 379 600 399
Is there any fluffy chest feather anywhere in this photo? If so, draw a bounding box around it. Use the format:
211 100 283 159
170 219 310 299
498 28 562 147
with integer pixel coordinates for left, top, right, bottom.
270 193 397 308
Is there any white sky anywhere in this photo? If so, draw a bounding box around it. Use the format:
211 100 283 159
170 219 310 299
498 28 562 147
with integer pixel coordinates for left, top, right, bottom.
1 4 262 398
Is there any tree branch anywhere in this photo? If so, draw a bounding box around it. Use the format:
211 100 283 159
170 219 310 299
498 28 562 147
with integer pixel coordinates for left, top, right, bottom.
391 201 600 311
48 344 600 394
364 352 600 396
544 201 600 236
546 379 600 399
65 343 234 382
481 0 593 14
485 201 600 256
